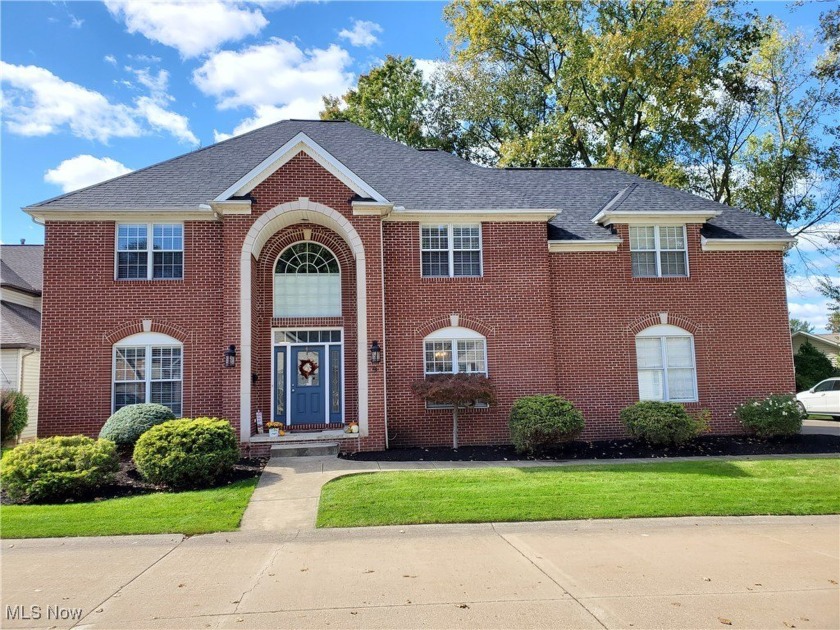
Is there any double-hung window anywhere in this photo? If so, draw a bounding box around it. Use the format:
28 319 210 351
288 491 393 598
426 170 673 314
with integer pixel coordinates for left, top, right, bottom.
629 226 687 277
113 333 183 415
635 325 697 402
421 224 482 277
117 223 183 280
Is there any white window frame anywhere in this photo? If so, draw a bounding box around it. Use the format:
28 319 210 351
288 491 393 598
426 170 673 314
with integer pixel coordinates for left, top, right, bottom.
112 332 183 414
629 225 689 278
420 224 483 278
635 324 698 403
115 222 184 281
273 242 342 318
423 327 489 409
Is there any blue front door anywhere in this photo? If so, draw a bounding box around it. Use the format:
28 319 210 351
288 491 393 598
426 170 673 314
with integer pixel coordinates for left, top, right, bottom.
289 345 325 424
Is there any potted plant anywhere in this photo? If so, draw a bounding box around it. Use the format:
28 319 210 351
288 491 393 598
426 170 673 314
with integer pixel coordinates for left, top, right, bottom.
265 421 284 438
412 373 497 449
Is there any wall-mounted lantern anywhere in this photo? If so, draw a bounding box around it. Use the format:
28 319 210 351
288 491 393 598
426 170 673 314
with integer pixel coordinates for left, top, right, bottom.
224 344 237 368
370 340 382 364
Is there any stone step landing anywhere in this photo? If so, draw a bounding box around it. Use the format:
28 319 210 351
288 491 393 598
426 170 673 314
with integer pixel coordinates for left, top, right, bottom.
270 442 339 458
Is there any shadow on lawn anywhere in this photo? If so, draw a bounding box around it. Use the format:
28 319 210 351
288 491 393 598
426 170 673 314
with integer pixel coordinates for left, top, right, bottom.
516 460 754 478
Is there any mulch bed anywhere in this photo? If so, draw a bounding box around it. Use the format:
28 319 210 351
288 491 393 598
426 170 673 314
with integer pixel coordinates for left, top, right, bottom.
340 434 840 462
0 456 267 505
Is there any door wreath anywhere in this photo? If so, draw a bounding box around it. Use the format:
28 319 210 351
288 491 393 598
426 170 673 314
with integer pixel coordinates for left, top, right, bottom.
298 358 319 379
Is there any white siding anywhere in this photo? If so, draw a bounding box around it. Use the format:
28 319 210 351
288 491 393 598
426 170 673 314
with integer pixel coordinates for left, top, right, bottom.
0 349 19 389
19 350 39 440
0 288 41 311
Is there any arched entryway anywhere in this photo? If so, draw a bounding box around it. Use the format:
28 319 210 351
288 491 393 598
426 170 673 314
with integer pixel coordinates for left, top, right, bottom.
239 198 368 441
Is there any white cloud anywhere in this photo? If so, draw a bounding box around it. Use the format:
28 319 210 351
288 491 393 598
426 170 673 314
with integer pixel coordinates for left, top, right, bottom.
44 155 132 192
194 38 353 139
104 54 117 65
791 222 840 253
338 19 382 48
0 61 198 145
787 273 839 332
1 62 142 142
105 0 268 58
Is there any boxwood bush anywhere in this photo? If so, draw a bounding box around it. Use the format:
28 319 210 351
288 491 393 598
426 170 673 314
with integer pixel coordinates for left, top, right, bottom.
133 417 238 490
1 436 119 503
620 401 707 446
734 394 805 438
99 403 177 448
1 389 29 443
509 395 585 455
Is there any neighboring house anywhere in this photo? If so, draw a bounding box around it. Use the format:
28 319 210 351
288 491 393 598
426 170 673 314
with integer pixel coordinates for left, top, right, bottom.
24 120 795 454
0 244 43 440
792 331 840 368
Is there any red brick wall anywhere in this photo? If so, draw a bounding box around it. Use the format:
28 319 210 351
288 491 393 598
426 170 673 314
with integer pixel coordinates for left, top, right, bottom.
382 221 558 448
548 223 794 440
38 221 226 437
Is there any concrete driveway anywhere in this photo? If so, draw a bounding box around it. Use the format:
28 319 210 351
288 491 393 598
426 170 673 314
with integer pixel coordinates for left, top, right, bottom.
3 515 839 629
802 418 840 436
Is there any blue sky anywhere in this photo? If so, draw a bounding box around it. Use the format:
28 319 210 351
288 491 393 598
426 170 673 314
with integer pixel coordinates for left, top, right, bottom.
1 1 836 330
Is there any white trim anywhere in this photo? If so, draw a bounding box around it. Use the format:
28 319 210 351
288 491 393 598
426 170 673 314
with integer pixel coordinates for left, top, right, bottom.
272 241 342 318
420 223 483 278
112 335 183 415
635 325 698 403
629 225 689 278
26 209 217 224
352 201 393 216
700 237 794 251
424 326 486 341
216 132 388 203
271 327 344 427
115 222 184 281
387 209 557 223
240 198 368 442
548 239 621 252
593 210 721 226
208 200 252 215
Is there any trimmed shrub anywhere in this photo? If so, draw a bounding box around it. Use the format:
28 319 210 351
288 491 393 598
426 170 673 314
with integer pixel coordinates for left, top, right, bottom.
735 394 805 438
1 436 119 503
620 401 707 446
99 403 176 448
133 418 238 490
1 389 29 443
509 395 585 455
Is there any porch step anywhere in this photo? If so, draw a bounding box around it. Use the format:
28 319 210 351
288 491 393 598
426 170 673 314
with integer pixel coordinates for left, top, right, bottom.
270 442 339 458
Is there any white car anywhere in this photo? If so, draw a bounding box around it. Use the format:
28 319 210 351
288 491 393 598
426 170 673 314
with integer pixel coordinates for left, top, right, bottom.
796 377 840 420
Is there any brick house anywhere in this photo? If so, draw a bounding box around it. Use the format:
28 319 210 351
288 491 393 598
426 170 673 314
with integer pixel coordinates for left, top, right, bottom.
24 120 795 454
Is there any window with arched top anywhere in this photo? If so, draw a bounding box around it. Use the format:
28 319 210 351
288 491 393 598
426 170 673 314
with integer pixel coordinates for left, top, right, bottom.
113 332 182 415
274 242 341 318
423 327 487 375
635 324 697 402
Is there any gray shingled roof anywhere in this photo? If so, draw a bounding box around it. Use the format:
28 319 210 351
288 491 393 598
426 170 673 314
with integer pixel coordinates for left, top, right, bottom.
26 120 790 241
1 245 44 294
0 301 41 349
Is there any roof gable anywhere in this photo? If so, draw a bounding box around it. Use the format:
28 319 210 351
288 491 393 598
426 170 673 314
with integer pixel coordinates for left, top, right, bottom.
215 132 388 203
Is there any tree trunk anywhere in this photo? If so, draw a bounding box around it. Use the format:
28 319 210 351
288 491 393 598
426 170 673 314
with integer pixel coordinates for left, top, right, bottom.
452 406 459 450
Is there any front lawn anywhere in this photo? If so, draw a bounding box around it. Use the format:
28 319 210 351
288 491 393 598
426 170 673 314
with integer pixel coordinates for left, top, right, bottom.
317 458 840 527
1 478 258 538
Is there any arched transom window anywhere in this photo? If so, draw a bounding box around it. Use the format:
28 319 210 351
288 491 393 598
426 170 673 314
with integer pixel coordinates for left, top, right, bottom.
274 242 341 318
635 324 697 402
113 332 182 415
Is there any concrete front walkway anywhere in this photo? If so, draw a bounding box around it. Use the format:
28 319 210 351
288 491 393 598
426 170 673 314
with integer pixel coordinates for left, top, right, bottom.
3 516 838 629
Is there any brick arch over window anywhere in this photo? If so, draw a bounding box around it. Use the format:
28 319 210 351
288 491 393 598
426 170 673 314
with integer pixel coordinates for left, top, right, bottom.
626 312 700 336
415 315 495 339
102 320 190 346
240 198 368 441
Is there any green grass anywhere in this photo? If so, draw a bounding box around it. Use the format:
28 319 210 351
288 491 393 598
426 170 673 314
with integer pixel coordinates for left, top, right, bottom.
1 478 258 539
317 459 840 528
